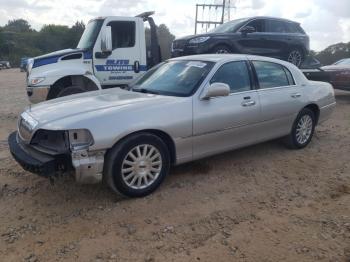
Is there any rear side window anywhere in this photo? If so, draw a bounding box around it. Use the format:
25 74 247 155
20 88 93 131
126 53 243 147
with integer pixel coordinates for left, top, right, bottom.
267 20 288 33
252 61 294 88
108 21 135 49
210 61 251 93
285 23 305 34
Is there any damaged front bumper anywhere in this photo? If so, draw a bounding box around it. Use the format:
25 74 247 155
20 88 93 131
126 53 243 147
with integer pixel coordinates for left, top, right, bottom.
8 131 105 184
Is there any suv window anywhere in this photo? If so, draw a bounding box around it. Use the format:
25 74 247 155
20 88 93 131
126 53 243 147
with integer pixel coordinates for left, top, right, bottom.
107 21 135 49
267 20 288 33
210 61 251 93
245 19 265 32
252 61 293 88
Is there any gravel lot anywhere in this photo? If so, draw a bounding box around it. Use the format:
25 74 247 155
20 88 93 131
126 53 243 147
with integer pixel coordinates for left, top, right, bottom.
0 68 349 262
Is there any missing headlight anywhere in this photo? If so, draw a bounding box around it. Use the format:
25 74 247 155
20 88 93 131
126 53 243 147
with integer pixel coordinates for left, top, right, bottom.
30 129 70 154
68 129 94 150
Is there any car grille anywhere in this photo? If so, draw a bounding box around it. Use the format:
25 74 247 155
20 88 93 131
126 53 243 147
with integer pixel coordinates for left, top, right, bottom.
18 118 33 142
172 40 187 50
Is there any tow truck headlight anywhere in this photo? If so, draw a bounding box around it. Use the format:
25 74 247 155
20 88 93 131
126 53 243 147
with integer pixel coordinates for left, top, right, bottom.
189 36 210 44
29 77 45 86
68 129 94 150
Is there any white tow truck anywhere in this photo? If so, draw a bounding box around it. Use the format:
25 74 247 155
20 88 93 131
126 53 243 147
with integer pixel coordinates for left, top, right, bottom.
26 12 161 103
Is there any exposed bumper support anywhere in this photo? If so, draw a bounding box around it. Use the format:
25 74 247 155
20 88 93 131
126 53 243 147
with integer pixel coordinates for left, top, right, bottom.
71 149 105 184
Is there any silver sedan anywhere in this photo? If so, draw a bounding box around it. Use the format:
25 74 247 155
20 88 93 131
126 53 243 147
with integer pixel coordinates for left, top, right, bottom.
8 54 336 197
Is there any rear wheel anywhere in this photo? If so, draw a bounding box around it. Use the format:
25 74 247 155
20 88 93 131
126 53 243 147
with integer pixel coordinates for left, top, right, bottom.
284 108 315 149
287 48 304 67
104 133 170 197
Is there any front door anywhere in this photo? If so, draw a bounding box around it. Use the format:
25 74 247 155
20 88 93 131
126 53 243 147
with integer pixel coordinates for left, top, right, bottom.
93 18 143 87
193 61 262 159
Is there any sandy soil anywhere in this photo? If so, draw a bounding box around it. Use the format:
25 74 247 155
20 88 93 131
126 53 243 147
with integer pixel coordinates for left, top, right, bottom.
0 68 349 262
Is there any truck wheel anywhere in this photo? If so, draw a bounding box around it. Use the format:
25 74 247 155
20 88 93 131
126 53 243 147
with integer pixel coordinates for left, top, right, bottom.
284 108 315 149
212 45 231 54
57 86 85 98
104 133 170 197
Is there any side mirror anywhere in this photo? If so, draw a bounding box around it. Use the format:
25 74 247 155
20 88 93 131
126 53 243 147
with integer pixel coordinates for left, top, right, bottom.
240 26 256 34
101 26 112 53
202 82 230 99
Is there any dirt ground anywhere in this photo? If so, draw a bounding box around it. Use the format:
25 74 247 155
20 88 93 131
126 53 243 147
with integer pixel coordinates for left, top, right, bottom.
0 68 349 262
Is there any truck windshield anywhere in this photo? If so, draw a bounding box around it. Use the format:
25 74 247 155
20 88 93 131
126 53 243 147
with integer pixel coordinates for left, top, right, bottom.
77 19 104 49
209 18 248 33
132 60 214 97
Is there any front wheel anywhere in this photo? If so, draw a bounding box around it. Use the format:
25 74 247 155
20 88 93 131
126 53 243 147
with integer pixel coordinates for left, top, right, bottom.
211 45 231 54
57 86 85 98
104 133 170 197
284 108 315 149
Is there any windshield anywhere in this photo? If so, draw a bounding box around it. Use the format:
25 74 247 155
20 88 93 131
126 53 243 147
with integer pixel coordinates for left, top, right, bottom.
209 18 248 33
334 58 350 66
132 60 214 97
77 19 104 49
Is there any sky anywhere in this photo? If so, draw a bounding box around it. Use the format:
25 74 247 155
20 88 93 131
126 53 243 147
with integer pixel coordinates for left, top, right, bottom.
0 0 350 51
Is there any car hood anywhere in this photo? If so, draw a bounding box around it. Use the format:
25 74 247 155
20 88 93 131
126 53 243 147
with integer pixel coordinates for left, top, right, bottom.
27 88 176 125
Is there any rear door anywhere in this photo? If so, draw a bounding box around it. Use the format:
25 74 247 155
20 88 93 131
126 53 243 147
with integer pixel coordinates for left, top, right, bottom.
264 19 292 58
251 60 304 138
193 60 262 158
93 18 145 87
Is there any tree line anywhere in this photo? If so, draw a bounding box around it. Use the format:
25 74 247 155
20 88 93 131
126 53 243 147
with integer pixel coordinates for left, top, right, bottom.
0 19 175 67
0 18 348 67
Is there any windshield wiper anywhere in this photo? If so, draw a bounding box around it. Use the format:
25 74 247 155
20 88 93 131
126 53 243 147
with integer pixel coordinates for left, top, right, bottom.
132 88 159 95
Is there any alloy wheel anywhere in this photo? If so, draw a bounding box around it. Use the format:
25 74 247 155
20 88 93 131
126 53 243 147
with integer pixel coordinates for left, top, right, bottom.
121 144 162 190
295 115 313 144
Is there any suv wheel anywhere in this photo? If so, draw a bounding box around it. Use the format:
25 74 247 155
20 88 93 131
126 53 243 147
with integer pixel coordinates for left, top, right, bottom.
284 108 315 149
104 133 170 197
212 45 231 54
287 49 303 67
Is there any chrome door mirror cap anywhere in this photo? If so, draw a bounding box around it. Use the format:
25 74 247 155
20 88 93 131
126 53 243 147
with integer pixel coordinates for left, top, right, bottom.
101 26 112 53
202 82 230 99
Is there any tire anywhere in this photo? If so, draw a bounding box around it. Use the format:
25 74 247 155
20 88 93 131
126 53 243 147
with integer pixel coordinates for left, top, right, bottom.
211 45 231 54
286 48 304 67
284 108 315 149
104 133 170 197
57 86 85 98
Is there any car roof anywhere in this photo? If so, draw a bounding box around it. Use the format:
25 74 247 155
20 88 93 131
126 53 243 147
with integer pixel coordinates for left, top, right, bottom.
169 54 292 65
244 16 299 24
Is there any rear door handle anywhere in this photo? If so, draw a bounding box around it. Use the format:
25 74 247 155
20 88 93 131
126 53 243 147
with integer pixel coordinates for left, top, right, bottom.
241 100 256 107
291 93 301 98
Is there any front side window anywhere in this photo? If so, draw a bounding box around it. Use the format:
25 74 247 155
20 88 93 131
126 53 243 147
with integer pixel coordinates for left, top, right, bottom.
210 61 251 93
133 60 214 97
245 19 265 32
108 21 135 49
253 61 292 88
77 19 104 49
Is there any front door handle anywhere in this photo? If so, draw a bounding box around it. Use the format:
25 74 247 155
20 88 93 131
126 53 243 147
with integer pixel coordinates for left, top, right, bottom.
291 93 301 98
241 100 256 107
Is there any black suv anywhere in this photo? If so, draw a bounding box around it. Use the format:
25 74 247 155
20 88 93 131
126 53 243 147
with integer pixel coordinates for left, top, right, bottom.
171 16 309 67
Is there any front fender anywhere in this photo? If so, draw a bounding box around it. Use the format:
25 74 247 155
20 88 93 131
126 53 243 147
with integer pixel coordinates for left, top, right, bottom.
29 64 102 90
